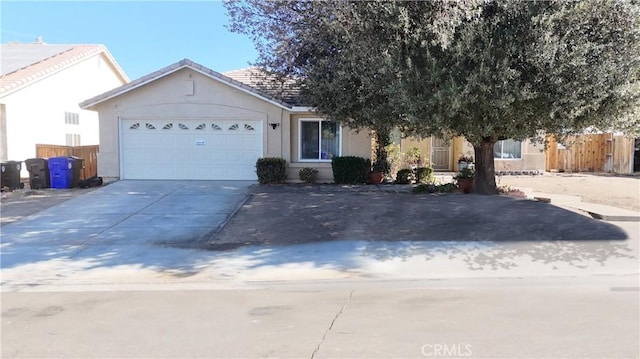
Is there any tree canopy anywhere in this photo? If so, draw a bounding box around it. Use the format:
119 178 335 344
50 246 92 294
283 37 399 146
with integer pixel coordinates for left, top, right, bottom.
225 0 640 193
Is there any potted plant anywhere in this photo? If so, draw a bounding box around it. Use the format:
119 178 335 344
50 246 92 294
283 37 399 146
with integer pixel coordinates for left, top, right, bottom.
369 159 387 184
458 154 474 171
454 167 475 193
368 127 391 184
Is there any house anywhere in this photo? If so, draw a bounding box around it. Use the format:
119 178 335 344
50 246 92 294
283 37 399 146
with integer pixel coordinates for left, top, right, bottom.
0 38 129 177
80 59 545 182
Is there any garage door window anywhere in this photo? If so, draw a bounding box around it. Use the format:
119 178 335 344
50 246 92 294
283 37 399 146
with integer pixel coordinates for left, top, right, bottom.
300 119 341 161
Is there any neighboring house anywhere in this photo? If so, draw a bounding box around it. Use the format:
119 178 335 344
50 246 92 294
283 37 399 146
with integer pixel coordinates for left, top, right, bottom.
80 59 544 182
0 38 129 177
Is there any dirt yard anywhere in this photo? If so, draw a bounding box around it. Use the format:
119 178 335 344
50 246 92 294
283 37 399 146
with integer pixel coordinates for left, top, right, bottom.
498 173 639 211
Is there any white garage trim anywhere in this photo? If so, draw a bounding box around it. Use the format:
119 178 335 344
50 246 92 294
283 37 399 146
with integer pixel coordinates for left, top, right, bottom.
119 118 263 180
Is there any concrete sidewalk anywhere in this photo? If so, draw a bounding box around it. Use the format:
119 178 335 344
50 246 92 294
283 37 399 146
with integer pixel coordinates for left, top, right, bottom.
531 191 640 221
2 217 637 292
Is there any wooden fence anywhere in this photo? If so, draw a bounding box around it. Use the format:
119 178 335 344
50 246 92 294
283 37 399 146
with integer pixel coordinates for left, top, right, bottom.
546 134 635 174
36 144 99 180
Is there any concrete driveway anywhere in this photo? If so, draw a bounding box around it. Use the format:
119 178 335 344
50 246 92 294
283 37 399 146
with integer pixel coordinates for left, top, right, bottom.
1 180 254 261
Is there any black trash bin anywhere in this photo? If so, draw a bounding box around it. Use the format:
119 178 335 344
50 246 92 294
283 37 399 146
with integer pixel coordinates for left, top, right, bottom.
69 156 84 188
25 158 50 189
1 160 24 190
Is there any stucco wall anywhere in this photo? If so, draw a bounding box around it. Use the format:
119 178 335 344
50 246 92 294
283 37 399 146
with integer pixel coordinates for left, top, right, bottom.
0 104 6 161
397 136 545 172
92 68 290 180
0 53 126 176
494 139 546 172
288 114 372 182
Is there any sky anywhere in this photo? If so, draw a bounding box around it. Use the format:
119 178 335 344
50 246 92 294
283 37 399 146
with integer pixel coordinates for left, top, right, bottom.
0 1 259 80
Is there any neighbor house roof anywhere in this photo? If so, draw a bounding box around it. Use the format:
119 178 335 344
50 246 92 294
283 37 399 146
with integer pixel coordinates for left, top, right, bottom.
80 59 304 111
0 41 129 97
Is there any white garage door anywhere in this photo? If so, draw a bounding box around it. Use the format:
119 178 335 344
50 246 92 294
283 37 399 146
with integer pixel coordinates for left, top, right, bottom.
121 119 262 180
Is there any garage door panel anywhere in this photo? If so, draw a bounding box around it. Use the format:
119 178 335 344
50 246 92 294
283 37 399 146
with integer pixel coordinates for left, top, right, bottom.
122 119 262 180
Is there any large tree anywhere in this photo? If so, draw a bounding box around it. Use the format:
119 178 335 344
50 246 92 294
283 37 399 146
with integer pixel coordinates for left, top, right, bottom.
398 1 640 193
225 0 640 193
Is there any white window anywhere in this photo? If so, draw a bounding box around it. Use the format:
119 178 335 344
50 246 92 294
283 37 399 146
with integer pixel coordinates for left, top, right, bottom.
64 112 79 125
299 119 341 161
65 134 81 146
494 139 522 159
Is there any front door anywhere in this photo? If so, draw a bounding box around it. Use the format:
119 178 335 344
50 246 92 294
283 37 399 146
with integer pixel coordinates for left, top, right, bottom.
431 137 451 170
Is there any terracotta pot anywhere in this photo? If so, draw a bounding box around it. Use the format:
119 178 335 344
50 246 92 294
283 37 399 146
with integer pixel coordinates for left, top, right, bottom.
456 178 474 193
368 171 384 184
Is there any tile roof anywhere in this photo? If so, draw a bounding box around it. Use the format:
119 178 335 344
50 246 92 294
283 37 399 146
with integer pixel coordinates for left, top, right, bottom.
223 67 302 106
0 43 129 97
80 59 303 110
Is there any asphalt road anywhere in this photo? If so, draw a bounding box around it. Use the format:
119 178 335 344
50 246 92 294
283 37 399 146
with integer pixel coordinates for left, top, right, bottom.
2 277 638 358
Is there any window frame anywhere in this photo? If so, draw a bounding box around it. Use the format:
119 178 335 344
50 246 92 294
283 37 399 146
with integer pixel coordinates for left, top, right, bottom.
298 118 342 162
64 112 80 125
494 139 523 160
65 133 81 146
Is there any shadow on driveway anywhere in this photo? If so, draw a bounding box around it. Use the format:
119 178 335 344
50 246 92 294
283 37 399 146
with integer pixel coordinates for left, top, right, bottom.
1 184 635 287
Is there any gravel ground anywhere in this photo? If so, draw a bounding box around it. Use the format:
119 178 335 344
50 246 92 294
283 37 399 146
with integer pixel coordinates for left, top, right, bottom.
498 173 639 211
211 183 628 246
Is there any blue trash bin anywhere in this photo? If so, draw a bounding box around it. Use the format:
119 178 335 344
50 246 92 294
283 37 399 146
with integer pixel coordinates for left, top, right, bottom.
48 157 74 189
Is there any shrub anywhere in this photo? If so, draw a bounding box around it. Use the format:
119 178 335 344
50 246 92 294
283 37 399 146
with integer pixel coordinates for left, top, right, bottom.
395 169 415 184
412 182 456 194
414 167 434 184
455 167 475 179
299 167 319 184
406 147 423 166
331 156 368 184
256 158 287 184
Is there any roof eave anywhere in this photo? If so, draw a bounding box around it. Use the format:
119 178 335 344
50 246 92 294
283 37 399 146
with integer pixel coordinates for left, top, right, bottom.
81 59 295 110
291 106 313 113
1 45 130 99
99 47 130 83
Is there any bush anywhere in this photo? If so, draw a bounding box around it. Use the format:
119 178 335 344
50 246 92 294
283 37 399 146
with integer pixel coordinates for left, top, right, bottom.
299 167 319 184
395 169 415 184
414 167 434 184
412 182 456 194
331 156 368 184
256 158 287 184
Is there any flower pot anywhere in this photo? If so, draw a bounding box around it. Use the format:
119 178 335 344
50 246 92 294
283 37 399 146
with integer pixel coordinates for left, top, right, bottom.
458 162 474 171
456 178 474 193
368 171 384 184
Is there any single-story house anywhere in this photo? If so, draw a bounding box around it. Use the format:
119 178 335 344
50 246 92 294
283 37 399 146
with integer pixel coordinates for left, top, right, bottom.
0 38 129 176
80 59 545 182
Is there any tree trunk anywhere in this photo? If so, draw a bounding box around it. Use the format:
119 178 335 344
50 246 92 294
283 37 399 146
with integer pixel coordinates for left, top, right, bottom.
374 127 391 174
473 139 498 195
